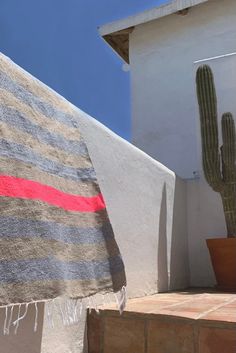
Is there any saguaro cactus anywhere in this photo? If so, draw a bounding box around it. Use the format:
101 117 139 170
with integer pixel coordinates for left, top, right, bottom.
196 65 236 237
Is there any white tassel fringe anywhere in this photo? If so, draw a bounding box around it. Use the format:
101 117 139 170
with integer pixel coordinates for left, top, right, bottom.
0 286 127 334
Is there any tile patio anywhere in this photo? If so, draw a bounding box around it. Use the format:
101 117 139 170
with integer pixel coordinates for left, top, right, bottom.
87 289 236 353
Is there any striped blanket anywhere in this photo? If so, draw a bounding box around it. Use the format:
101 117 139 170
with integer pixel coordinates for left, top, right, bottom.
0 54 126 308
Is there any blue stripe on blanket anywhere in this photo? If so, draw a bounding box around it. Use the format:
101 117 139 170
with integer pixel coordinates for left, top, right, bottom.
0 256 124 282
0 217 114 244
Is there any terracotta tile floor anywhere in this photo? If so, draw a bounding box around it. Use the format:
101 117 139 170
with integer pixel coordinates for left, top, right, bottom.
87 289 236 353
98 289 236 321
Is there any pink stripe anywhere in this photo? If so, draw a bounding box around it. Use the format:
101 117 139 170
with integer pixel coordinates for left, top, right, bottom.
0 175 105 212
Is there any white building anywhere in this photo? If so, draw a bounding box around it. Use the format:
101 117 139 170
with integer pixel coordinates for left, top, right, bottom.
100 0 236 287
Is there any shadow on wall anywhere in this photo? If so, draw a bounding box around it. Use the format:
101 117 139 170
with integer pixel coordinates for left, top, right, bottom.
158 178 189 292
157 183 168 292
0 303 44 353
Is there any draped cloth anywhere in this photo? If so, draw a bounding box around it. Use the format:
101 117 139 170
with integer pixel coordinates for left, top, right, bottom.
0 53 126 313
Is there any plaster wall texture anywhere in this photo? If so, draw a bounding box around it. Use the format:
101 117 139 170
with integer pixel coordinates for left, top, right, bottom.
78 111 189 297
0 112 189 352
129 0 236 286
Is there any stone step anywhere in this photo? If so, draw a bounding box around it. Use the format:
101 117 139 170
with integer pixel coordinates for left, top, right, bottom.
87 289 236 353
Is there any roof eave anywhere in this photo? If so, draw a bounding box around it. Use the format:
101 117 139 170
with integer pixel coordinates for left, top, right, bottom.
102 27 134 64
99 0 209 63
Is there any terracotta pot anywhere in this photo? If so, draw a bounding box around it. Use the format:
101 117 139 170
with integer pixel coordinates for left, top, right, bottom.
206 238 236 292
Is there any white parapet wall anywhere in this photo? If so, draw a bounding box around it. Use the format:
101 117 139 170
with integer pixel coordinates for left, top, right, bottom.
0 111 189 353
78 111 189 298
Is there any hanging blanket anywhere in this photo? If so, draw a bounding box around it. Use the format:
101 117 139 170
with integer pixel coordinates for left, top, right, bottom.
0 54 126 313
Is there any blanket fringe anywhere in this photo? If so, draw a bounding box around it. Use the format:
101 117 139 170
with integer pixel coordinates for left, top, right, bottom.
0 286 126 334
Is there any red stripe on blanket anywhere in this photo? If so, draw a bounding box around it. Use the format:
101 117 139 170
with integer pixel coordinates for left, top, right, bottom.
0 175 105 212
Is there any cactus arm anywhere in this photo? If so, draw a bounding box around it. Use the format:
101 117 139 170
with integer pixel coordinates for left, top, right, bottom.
196 65 223 192
221 113 236 182
221 113 236 237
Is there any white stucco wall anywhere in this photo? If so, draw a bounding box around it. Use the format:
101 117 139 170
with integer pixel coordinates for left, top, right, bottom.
78 111 189 297
129 0 236 286
1 111 189 353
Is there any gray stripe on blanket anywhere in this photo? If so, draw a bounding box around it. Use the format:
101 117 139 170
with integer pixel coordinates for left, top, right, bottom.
0 105 87 156
0 138 96 182
0 70 79 129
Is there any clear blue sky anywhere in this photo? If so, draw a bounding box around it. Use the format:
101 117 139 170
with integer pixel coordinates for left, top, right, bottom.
0 0 166 140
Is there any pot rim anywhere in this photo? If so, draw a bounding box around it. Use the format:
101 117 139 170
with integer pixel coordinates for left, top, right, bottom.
206 237 236 247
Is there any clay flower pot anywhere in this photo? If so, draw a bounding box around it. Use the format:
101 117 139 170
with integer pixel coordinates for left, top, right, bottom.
206 238 236 292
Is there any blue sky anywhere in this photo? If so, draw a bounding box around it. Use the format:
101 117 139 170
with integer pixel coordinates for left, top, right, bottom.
0 0 166 140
